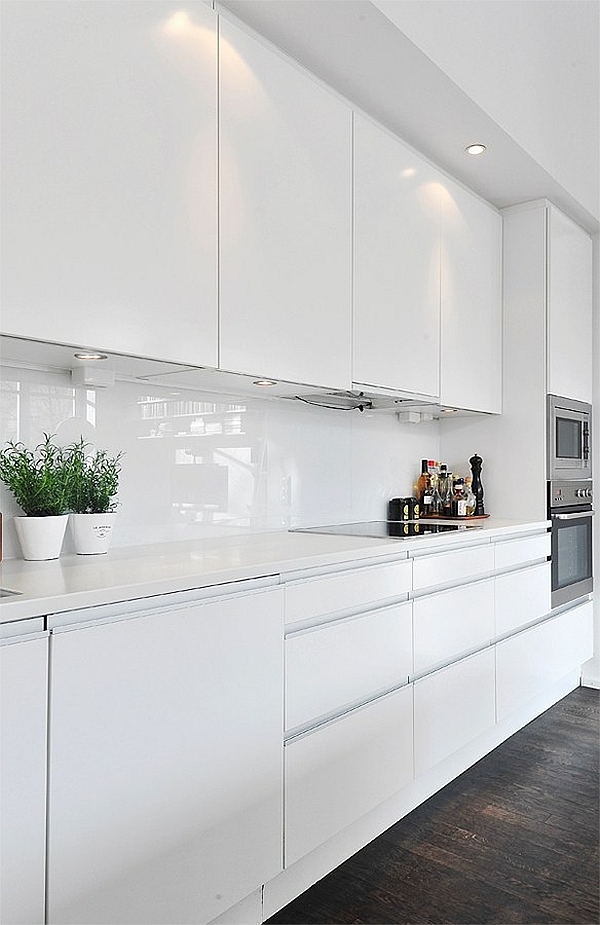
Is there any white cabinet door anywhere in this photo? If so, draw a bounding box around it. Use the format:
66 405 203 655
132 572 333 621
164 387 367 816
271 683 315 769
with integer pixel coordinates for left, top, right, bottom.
353 115 440 398
285 685 413 867
0 631 48 925
413 579 494 675
414 648 495 777
440 180 502 412
284 558 412 626
547 205 593 403
412 542 494 591
47 588 283 925
1 1 218 367
494 561 551 637
496 600 593 722
219 18 352 389
286 601 412 731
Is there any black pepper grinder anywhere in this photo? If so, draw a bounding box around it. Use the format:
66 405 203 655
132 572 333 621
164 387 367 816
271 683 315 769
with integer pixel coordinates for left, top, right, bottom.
469 454 485 516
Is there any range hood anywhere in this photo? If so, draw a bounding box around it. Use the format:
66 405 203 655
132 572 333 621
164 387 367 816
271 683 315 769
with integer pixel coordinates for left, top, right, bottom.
1 335 483 418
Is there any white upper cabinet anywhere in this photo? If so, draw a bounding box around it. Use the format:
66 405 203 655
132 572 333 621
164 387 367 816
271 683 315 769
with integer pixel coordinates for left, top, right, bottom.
353 115 440 398
547 205 593 403
0 1 218 367
440 179 502 413
219 18 352 390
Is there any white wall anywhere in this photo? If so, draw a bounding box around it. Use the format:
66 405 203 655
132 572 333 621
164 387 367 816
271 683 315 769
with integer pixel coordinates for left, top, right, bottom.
0 364 440 558
374 0 600 222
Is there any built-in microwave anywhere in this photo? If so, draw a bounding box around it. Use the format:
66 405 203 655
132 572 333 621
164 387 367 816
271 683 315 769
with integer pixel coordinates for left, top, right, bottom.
547 394 592 481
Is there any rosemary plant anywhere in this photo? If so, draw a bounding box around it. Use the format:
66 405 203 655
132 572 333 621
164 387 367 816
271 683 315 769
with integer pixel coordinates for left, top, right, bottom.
0 433 72 516
67 438 123 514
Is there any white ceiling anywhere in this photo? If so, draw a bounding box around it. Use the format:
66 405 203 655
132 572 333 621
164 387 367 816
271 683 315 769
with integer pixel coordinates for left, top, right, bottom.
218 0 600 232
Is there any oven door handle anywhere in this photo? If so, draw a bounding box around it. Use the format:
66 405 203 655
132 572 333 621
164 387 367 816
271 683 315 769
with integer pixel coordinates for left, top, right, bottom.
551 511 595 520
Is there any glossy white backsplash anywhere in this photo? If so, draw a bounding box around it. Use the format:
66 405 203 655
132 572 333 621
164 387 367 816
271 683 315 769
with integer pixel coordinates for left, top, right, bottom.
0 365 440 558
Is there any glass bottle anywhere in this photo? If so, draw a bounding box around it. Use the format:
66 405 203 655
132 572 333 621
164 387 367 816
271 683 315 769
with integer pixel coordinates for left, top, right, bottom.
464 476 476 516
451 478 468 517
416 459 430 503
416 460 433 516
442 471 453 517
430 473 443 516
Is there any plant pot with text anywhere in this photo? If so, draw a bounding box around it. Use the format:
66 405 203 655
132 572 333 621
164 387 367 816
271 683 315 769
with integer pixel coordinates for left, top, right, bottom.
66 439 123 555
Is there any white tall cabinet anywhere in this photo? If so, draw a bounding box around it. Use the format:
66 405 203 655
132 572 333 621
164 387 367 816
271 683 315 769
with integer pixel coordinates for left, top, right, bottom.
46 585 283 925
439 178 503 413
353 114 440 398
0 1 218 367
219 18 352 389
547 206 594 404
441 199 593 521
0 624 48 925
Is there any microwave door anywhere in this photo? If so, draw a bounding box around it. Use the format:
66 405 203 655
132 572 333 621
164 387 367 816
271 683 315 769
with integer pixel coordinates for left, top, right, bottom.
548 398 592 479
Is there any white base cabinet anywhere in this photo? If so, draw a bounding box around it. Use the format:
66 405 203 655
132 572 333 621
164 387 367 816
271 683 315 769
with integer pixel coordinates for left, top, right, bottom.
0 627 48 925
496 599 593 723
414 647 496 777
46 586 284 925
285 685 413 868
285 600 412 731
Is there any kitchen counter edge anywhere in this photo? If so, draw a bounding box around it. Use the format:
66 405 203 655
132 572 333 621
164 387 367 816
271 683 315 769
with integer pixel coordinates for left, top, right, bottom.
0 518 550 624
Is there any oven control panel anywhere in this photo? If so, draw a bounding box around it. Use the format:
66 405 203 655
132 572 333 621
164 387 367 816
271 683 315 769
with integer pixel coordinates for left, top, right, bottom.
549 479 593 509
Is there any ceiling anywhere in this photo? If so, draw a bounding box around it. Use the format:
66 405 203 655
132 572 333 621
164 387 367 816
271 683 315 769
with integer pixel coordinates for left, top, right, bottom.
217 0 599 233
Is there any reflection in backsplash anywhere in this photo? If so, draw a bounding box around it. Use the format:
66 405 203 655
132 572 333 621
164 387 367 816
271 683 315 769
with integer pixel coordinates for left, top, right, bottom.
0 364 440 557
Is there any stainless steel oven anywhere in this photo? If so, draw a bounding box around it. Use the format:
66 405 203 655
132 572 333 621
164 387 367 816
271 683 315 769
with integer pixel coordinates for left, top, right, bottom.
547 395 592 480
548 479 594 607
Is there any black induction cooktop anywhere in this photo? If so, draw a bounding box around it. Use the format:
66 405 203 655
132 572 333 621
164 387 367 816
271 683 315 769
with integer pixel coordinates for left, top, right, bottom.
293 520 483 539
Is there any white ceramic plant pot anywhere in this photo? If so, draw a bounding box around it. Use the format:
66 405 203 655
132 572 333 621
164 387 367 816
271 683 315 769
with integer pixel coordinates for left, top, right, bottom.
70 512 117 555
14 514 69 561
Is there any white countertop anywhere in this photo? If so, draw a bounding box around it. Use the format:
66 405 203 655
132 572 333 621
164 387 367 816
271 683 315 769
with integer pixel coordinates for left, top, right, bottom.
0 518 549 624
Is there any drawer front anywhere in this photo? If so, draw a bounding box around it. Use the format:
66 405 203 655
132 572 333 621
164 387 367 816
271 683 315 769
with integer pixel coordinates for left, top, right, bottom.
414 648 496 777
494 533 550 570
285 685 413 867
413 579 494 675
286 601 412 731
496 600 593 722
285 559 411 625
412 543 494 592
495 561 551 636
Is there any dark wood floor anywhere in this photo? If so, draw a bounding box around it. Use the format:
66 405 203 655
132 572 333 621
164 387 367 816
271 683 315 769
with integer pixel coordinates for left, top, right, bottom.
267 686 599 925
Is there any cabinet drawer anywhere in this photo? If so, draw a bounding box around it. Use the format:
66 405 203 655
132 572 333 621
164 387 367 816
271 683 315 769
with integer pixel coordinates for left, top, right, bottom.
496 600 593 722
412 543 493 592
413 579 494 675
495 561 551 636
286 601 412 731
494 533 550 570
285 685 413 867
285 559 411 625
414 648 495 777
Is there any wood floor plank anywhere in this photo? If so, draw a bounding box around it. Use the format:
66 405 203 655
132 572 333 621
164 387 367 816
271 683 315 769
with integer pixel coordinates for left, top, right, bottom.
268 687 599 925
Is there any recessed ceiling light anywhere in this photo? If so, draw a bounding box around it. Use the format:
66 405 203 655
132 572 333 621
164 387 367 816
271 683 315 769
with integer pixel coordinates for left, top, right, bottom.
253 378 278 387
465 143 486 156
74 352 108 361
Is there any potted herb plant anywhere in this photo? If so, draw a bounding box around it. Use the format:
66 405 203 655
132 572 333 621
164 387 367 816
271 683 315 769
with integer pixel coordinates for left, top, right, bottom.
66 438 123 555
0 433 72 560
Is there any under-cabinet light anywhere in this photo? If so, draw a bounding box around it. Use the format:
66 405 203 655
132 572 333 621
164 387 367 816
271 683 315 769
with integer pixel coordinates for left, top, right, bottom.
74 352 108 361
